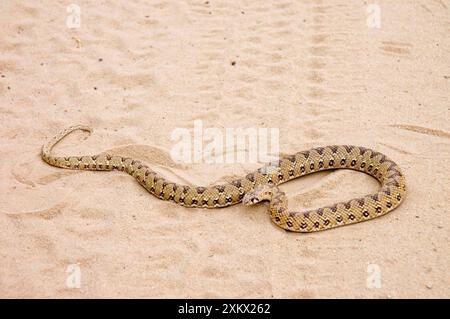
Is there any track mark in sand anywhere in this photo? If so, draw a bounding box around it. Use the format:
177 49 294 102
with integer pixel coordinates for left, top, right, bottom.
77 208 111 221
293 188 328 208
310 34 328 44
186 0 300 108
308 59 326 70
421 4 433 14
188 1 231 103
380 41 412 56
259 2 298 91
379 143 413 155
303 1 344 120
435 0 448 9
421 1 449 17
308 71 324 84
305 3 330 101
37 170 80 185
390 124 450 139
12 171 36 187
5 203 66 220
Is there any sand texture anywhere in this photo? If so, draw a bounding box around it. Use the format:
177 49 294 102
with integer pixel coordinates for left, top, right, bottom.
0 0 449 298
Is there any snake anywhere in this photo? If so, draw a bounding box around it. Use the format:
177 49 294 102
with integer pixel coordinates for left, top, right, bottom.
41 125 406 232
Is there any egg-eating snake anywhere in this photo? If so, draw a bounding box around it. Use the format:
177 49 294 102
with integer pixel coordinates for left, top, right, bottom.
42 125 406 232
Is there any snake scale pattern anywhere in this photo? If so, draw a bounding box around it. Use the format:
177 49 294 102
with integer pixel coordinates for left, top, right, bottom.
42 125 406 232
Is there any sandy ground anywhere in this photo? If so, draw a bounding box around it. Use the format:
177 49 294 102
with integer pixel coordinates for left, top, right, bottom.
0 0 449 298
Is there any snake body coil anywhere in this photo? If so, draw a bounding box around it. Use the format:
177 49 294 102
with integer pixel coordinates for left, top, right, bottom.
42 125 406 232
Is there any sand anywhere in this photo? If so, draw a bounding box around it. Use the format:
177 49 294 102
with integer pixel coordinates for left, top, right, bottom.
0 0 449 298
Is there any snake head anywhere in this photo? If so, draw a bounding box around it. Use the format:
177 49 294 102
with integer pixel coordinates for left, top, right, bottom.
243 184 277 206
